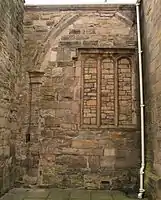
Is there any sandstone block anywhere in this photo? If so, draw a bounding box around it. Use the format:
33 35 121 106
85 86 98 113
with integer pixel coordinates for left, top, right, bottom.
72 139 99 149
56 155 86 168
52 67 63 77
86 100 96 106
100 156 115 168
104 148 116 156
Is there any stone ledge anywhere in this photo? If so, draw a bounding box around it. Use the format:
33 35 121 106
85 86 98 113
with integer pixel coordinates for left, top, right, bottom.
25 4 135 12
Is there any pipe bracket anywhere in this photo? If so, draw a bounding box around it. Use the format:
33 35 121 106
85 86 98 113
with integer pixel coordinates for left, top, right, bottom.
136 1 141 6
139 189 145 193
138 50 143 54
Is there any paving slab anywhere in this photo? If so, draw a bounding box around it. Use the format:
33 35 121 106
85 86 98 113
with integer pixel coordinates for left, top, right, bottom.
24 199 46 200
0 188 28 200
70 189 91 200
0 188 143 200
48 188 70 200
111 191 136 200
91 190 112 200
25 189 49 199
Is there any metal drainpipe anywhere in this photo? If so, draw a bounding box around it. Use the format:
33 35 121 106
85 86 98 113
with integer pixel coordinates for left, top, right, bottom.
136 0 145 199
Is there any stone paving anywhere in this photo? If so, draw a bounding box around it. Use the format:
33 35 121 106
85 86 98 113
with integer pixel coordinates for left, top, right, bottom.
0 188 141 200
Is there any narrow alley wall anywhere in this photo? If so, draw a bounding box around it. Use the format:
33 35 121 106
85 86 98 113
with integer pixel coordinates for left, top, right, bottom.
0 0 24 195
141 0 161 199
23 5 139 190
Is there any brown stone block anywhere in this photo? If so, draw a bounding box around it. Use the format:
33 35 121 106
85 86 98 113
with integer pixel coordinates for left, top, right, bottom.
41 101 59 109
63 77 75 87
34 25 48 32
60 40 81 47
88 156 100 170
84 174 100 189
99 40 114 47
69 29 81 34
45 116 59 127
111 132 122 139
75 66 81 77
104 148 116 156
114 159 129 169
41 129 53 137
83 40 98 47
83 118 91 124
55 109 68 118
72 139 99 149
52 67 63 77
86 100 96 106
70 174 84 187
56 155 86 168
115 150 127 159
40 154 56 167
53 147 103 156
42 167 64 185
74 87 80 100
100 156 115 168
24 19 33 26
62 113 77 124
31 13 40 20
48 61 56 67
46 20 55 26
60 123 73 130
115 153 139 169
57 61 73 68
40 14 51 20
64 66 75 77
61 35 76 40
91 118 96 124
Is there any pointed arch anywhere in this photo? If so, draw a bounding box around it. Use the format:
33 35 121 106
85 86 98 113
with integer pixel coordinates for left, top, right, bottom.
33 13 80 69
115 12 134 26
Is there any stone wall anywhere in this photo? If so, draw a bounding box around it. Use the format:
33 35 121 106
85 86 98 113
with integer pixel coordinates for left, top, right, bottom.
23 5 140 190
0 0 24 195
141 0 161 199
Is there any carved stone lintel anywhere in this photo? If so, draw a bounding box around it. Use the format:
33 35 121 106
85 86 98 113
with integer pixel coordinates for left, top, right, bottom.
28 71 45 84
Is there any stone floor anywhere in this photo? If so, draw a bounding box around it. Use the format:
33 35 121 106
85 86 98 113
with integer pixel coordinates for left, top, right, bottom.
0 188 142 200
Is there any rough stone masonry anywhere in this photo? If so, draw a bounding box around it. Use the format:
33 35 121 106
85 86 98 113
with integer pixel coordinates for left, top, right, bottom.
22 4 140 190
1 0 161 199
0 0 24 195
141 0 161 199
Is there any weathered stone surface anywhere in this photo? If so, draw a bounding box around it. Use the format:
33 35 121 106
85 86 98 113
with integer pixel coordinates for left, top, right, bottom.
104 148 116 157
0 188 141 200
0 0 160 198
55 155 87 168
11 4 139 191
72 139 99 149
142 0 161 199
0 0 24 195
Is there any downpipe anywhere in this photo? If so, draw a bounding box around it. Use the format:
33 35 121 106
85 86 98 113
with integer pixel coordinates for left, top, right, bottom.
136 0 145 199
